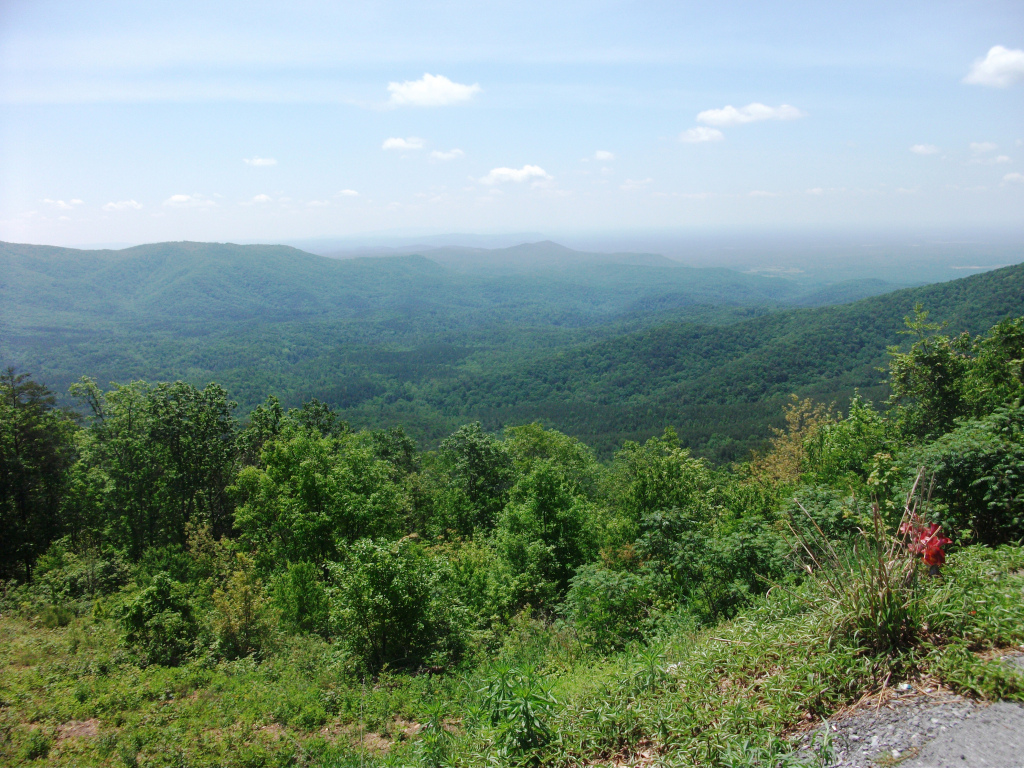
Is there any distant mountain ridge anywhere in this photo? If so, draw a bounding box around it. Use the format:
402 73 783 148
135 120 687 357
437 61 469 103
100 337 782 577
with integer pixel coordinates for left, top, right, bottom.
5 237 1009 461
415 240 679 273
1 239 899 335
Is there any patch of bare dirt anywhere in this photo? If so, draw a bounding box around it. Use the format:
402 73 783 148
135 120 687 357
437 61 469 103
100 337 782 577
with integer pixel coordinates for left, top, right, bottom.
57 718 100 741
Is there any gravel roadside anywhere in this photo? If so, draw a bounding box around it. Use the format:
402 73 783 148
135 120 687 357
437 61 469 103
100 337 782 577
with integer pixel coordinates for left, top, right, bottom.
789 653 1024 768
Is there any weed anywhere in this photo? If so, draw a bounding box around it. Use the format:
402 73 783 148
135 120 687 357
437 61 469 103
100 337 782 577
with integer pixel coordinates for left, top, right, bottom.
20 728 52 760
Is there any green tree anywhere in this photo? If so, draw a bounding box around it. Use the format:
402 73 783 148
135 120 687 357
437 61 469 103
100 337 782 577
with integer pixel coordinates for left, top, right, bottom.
434 422 513 537
329 537 431 670
0 369 77 580
67 378 237 557
232 425 404 568
603 428 709 546
887 305 971 438
963 316 1024 414
495 459 597 608
274 560 330 637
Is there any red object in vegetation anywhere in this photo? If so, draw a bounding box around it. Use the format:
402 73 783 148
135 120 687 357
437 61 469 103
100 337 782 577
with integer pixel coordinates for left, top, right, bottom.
899 518 952 569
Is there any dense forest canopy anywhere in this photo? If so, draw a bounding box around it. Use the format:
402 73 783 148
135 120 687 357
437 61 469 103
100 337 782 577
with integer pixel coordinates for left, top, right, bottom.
4 241 1024 463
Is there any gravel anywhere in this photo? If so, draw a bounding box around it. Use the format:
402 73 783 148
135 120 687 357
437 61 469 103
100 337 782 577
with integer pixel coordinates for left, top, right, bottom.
788 653 1024 768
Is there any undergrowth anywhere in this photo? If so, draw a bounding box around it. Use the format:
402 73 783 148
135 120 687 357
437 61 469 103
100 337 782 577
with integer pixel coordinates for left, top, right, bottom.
1 544 1022 767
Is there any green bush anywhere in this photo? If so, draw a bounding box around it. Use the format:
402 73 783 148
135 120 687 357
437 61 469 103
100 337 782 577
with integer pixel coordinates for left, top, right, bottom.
274 560 330 637
917 403 1024 544
329 537 432 670
212 554 276 660
563 564 655 650
118 572 197 666
39 603 74 628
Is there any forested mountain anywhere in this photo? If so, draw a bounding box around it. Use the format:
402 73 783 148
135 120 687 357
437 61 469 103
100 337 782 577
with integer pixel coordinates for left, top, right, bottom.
3 240 1021 460
326 262 1024 458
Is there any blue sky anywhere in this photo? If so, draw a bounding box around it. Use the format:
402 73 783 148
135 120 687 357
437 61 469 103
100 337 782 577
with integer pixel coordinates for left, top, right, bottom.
1 0 1022 246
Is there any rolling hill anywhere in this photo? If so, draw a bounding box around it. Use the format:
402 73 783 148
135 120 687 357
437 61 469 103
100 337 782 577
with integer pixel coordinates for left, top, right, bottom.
3 239 1019 461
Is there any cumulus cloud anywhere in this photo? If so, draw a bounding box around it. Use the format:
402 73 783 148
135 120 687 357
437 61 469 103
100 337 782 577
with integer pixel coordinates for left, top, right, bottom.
103 200 143 211
382 137 425 151
243 157 277 166
696 103 805 127
964 46 1024 88
430 148 465 161
479 165 552 185
387 73 481 107
679 126 724 143
1004 172 1024 183
336 189 359 197
970 142 998 154
910 144 940 155
252 194 272 203
163 193 216 207
593 150 615 161
806 188 824 195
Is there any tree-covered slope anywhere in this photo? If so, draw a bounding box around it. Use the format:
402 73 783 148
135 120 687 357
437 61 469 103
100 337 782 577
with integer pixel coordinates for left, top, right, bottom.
4 240 1014 460
343 263 1024 457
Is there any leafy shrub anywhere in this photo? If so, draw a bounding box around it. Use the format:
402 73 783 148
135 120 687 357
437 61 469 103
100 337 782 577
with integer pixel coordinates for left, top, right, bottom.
563 564 655 650
212 554 276 659
274 560 330 637
39 603 74 628
330 537 432 670
917 403 1024 544
119 572 197 666
33 539 130 601
804 395 890 485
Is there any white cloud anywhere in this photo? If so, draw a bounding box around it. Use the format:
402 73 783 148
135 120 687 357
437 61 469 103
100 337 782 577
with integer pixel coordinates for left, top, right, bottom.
806 188 824 195
479 165 552 184
970 142 998 154
243 157 277 166
382 136 425 151
42 198 75 210
620 178 653 191
387 73 481 107
696 103 805 127
1004 172 1024 183
252 194 272 203
430 148 465 161
594 150 615 161
336 189 359 197
964 46 1024 88
103 200 143 211
971 154 1013 165
910 144 940 155
163 193 216 207
679 126 724 143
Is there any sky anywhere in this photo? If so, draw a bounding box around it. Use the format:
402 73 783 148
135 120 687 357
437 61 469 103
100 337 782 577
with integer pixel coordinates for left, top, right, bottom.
1 0 1023 247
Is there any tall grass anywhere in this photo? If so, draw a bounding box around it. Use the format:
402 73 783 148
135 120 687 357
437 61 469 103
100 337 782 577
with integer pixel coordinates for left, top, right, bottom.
788 471 937 657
